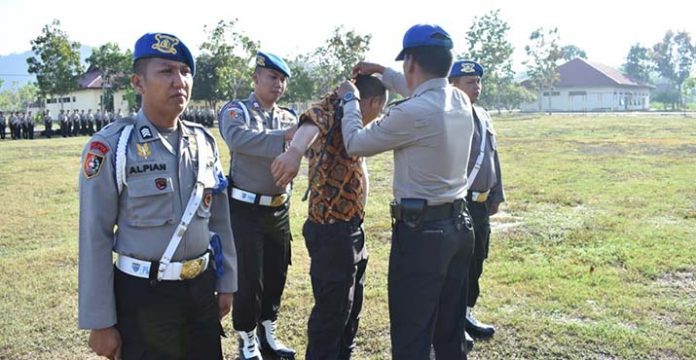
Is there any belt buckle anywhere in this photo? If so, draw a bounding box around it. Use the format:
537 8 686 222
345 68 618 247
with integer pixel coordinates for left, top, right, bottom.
270 193 288 207
180 258 204 280
474 191 489 203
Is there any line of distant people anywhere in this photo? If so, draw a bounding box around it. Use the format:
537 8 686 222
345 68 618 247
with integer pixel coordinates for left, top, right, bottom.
0 106 216 140
0 110 37 140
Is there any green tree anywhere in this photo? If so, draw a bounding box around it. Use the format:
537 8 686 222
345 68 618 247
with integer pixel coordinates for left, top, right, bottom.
86 42 132 111
652 30 696 108
284 54 317 103
561 45 587 61
622 44 652 84
192 19 259 109
0 83 38 110
26 19 83 109
524 27 564 112
461 9 515 111
313 26 372 95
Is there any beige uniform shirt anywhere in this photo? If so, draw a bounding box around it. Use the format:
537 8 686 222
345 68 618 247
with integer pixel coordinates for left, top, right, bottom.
341 68 474 205
78 110 237 329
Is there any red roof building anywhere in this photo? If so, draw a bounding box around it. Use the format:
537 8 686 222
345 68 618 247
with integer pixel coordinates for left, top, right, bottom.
521 58 652 112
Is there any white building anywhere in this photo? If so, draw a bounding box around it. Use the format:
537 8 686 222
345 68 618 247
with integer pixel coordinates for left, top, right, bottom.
521 58 652 112
44 67 129 115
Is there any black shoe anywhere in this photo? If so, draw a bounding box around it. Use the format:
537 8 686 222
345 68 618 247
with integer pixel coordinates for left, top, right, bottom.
465 307 495 340
258 320 296 359
465 331 475 353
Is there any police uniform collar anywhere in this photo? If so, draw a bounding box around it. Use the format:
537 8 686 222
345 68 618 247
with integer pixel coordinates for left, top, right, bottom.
249 92 277 112
412 78 449 98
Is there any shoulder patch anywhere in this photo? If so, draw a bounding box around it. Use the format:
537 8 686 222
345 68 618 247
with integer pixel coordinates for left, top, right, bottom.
83 152 105 179
219 101 245 120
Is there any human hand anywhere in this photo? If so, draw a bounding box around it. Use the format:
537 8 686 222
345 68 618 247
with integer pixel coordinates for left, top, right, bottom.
271 147 303 187
88 327 122 360
336 80 359 99
217 293 233 320
351 61 386 77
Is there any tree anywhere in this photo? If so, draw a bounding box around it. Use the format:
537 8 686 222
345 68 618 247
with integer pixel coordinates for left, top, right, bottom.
0 83 38 110
622 44 652 84
26 19 83 109
461 9 515 111
524 27 564 112
561 45 587 61
313 26 372 96
86 42 132 111
499 83 536 111
192 19 259 109
652 30 696 108
284 54 318 103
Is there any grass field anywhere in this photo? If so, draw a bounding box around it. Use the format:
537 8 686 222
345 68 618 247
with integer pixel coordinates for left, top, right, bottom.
0 114 694 360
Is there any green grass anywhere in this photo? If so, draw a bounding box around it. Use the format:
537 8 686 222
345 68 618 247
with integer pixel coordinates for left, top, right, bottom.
1 114 694 359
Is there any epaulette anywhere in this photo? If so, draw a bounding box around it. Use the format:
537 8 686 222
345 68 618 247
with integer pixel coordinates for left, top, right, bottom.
182 119 215 139
279 106 297 118
387 98 411 108
97 116 135 138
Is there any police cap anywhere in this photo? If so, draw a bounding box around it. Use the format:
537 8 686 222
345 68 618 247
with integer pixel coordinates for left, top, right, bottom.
255 51 292 78
133 33 195 76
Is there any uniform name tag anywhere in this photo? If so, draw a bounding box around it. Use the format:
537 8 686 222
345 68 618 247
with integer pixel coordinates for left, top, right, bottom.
129 163 167 175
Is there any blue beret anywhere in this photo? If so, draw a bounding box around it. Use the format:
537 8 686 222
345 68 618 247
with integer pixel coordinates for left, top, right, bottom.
395 24 453 61
133 33 195 76
449 60 484 78
256 51 291 78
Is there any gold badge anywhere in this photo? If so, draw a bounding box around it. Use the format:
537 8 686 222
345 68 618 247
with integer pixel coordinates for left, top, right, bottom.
151 33 179 55
136 143 151 159
256 54 266 66
461 63 476 74
180 258 204 279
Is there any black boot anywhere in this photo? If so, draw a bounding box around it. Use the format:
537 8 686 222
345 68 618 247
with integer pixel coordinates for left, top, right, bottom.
258 320 296 359
465 331 475 353
465 307 495 340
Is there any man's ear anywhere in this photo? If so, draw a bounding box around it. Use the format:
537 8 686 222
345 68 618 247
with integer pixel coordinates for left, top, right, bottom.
131 74 144 95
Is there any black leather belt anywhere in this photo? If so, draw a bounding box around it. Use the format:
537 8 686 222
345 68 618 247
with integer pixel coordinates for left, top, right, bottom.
390 199 466 222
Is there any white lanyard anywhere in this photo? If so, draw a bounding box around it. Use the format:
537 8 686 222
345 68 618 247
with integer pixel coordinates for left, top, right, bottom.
466 112 487 190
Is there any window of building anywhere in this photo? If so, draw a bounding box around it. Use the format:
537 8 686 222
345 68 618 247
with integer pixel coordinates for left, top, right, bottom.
569 91 587 96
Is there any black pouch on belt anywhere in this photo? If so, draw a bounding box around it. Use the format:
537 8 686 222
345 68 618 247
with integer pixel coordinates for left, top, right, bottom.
400 198 427 230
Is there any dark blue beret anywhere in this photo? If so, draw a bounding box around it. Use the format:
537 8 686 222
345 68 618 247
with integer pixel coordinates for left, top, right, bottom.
133 33 195 76
396 24 453 61
449 60 484 78
255 51 291 78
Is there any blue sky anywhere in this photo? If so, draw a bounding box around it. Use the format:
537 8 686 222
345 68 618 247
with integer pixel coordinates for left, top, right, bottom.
1 0 695 72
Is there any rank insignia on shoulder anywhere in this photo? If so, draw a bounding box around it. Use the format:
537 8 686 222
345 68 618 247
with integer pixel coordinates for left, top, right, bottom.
83 152 105 179
139 126 153 139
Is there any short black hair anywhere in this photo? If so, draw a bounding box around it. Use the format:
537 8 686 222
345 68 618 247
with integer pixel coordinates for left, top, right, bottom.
355 74 387 100
133 58 152 75
402 46 453 77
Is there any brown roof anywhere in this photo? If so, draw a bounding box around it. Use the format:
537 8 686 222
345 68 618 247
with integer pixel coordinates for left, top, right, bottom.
78 67 103 89
556 58 650 88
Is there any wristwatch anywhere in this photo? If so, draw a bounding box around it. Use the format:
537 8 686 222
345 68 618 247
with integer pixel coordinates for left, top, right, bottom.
342 92 359 104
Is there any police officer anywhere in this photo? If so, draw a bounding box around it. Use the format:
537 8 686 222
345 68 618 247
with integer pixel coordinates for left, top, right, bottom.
95 109 104 132
78 32 237 360
58 109 68 137
43 110 53 138
218 51 297 360
0 111 6 140
10 111 20 140
86 108 95 135
71 109 80 136
340 24 476 359
449 60 505 341
26 111 35 139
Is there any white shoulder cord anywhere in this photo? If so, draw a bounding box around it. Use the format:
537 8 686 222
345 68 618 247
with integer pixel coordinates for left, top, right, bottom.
466 114 487 190
156 128 209 281
116 125 134 195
